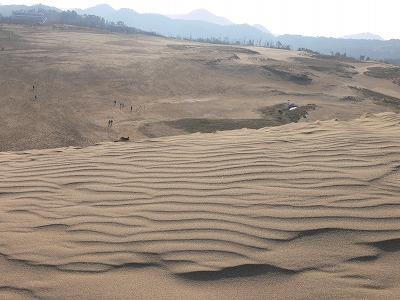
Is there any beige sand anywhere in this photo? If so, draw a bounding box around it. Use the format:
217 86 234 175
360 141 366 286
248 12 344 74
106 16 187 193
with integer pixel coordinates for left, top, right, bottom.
0 113 399 299
1 25 399 152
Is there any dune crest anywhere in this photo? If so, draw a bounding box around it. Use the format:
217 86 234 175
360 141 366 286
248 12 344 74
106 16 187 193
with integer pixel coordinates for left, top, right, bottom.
0 113 400 299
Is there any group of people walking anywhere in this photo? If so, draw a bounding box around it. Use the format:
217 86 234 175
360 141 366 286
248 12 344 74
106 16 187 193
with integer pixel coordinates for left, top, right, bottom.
108 100 134 128
32 85 38 101
114 100 133 112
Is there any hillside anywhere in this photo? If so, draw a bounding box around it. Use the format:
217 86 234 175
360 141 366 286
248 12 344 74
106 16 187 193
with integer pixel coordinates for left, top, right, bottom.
1 25 400 152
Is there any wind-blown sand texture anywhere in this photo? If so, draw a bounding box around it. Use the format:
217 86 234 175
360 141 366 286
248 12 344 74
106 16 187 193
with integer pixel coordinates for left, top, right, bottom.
0 113 399 299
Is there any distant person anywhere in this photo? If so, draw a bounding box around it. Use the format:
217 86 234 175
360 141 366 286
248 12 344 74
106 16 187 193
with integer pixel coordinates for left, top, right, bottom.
33 85 35 91
34 95 37 101
131 106 133 112
114 100 117 106
110 120 113 127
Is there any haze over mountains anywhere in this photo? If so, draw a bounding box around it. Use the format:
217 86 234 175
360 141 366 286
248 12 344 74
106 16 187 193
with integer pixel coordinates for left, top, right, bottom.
0 3 60 15
76 4 273 41
75 4 400 64
342 32 384 40
253 24 272 35
168 9 234 26
1 3 400 64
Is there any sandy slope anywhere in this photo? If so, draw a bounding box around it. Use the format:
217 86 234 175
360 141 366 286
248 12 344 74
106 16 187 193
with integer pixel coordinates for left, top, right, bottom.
1 25 400 152
0 113 399 299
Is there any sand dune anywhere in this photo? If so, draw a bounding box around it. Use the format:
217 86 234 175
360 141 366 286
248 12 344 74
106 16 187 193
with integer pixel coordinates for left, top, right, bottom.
1 25 400 152
0 113 399 299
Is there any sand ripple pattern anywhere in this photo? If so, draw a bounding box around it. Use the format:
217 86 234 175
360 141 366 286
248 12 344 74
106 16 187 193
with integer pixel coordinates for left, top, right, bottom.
0 113 399 283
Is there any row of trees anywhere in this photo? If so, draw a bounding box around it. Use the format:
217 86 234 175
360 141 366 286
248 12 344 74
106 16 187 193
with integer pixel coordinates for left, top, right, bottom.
1 8 156 35
298 47 376 63
175 35 292 50
178 36 376 61
359 55 371 61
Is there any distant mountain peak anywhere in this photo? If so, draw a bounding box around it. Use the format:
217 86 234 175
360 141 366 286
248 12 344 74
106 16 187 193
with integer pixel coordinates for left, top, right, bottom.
342 32 384 40
168 9 234 26
89 3 114 10
83 3 116 16
253 24 272 35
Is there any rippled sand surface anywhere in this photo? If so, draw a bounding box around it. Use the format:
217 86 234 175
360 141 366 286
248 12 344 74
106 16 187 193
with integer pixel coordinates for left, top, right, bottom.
0 113 399 299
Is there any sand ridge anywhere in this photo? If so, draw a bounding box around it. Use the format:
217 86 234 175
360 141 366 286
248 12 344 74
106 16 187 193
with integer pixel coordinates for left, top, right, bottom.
0 113 399 299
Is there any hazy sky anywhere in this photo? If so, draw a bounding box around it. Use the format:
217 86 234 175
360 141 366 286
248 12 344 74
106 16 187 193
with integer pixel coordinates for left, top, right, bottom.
1 0 399 39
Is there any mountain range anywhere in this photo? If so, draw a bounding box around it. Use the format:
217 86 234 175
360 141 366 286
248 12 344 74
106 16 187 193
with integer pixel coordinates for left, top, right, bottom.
73 4 273 41
1 3 400 64
168 9 233 26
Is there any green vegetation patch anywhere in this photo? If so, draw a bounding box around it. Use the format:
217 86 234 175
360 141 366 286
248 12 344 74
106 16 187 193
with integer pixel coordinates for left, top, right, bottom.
294 57 358 78
365 67 400 86
219 47 260 55
165 118 267 133
262 66 313 84
350 86 400 109
341 96 364 102
164 103 317 134
167 44 196 51
365 67 400 79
